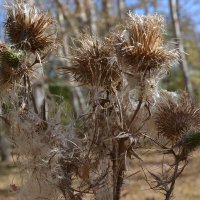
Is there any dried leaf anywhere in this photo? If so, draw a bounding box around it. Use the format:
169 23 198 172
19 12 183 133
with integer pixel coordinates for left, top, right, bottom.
80 162 90 180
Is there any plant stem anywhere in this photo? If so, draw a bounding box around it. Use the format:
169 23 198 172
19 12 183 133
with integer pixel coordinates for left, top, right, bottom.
165 160 179 200
113 138 126 200
114 167 124 200
128 100 142 130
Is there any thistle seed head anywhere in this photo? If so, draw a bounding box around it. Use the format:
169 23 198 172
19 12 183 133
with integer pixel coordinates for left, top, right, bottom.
155 92 200 143
115 13 179 74
63 34 121 90
5 3 56 52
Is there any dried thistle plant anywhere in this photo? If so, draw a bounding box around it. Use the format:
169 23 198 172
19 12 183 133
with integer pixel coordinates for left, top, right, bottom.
0 2 79 200
155 92 200 143
59 13 182 200
0 3 58 97
62 34 121 91
141 92 200 200
5 3 56 52
115 13 179 75
1 2 198 200
106 14 180 130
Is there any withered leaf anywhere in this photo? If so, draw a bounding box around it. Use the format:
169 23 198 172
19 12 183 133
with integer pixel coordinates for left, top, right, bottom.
80 162 90 180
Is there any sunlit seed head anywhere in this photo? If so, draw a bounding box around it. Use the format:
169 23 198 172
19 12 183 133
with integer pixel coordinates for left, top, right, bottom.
5 3 56 52
115 13 179 75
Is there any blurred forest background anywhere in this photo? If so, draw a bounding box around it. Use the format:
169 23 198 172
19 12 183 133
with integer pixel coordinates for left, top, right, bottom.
0 0 200 199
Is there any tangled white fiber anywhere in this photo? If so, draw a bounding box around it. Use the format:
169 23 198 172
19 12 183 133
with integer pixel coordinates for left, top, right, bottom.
8 107 79 200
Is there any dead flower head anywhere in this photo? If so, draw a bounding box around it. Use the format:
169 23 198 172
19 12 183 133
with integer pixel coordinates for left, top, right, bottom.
115 13 179 74
63 34 121 90
154 92 200 143
5 3 56 52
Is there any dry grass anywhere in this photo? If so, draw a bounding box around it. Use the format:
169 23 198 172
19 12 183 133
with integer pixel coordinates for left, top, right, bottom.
1 152 200 200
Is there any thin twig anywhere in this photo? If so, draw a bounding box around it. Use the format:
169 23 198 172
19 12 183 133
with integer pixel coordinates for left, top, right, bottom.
128 100 142 130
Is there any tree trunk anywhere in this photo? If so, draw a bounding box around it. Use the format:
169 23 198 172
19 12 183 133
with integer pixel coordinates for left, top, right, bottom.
169 0 193 96
85 0 97 34
54 0 80 37
142 0 149 15
75 0 88 31
55 0 87 115
151 0 158 12
117 0 125 18
102 0 113 29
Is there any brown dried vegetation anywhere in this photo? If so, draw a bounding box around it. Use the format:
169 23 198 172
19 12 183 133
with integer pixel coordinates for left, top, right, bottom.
5 3 56 52
155 92 200 143
63 34 121 90
115 13 179 74
1 3 200 200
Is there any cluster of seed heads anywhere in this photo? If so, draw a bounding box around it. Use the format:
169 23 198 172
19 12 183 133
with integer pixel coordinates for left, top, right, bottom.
1 2 200 200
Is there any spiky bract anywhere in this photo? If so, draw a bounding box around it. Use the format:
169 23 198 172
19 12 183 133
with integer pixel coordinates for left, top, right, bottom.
115 13 179 74
182 131 200 152
0 46 25 69
64 34 121 90
5 3 56 52
0 45 27 89
155 92 200 143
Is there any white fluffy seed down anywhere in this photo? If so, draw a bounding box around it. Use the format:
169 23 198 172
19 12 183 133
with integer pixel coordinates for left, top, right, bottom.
8 107 78 200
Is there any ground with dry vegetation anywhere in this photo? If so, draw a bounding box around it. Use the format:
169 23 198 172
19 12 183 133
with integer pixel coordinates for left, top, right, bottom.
1 151 200 200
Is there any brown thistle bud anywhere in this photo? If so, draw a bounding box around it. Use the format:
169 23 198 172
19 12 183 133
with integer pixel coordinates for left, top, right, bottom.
154 92 200 143
115 13 179 74
5 3 56 52
0 44 28 89
0 46 25 69
62 34 121 90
